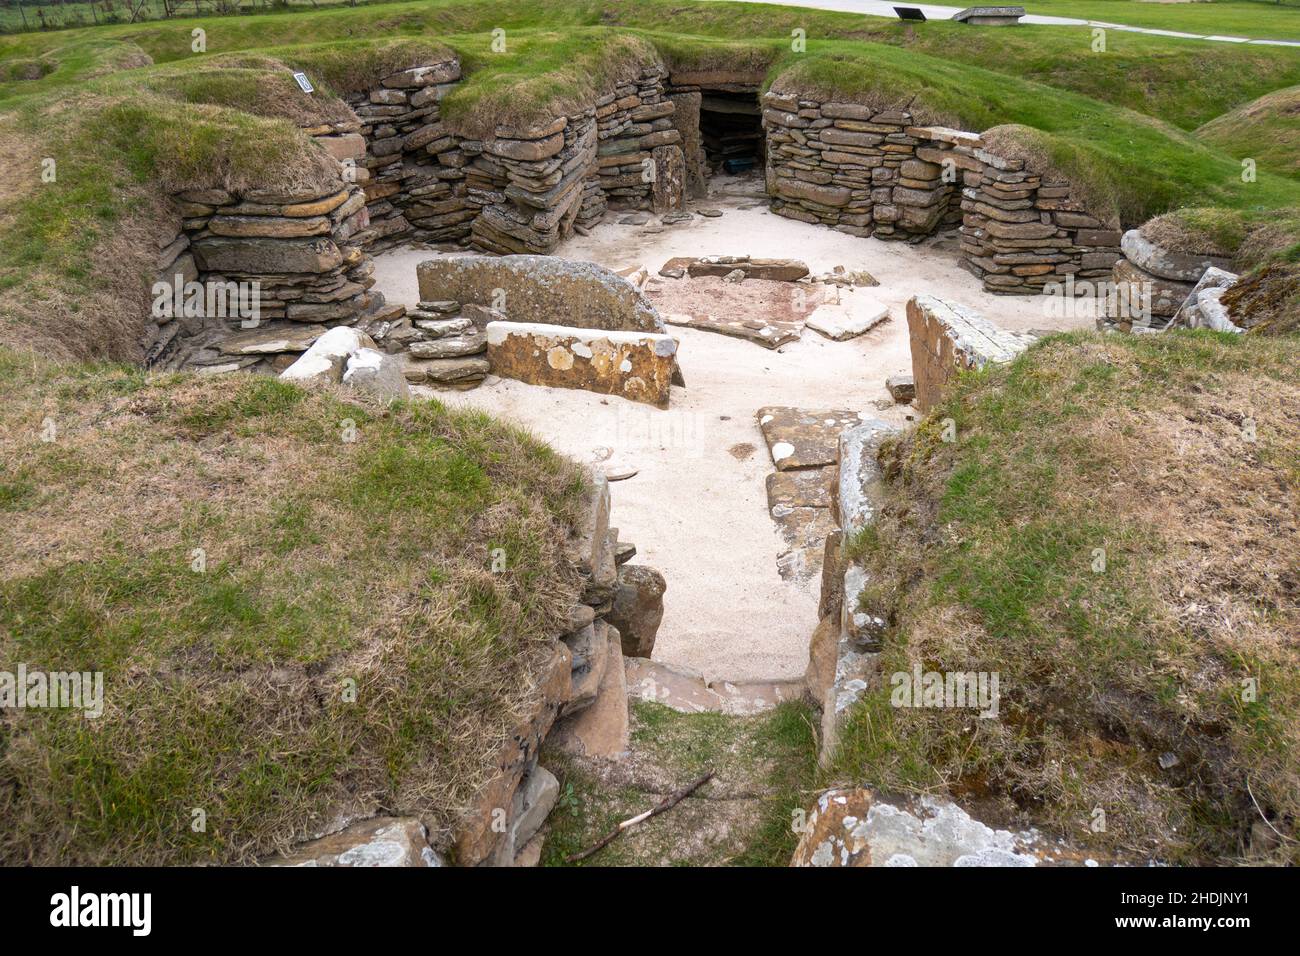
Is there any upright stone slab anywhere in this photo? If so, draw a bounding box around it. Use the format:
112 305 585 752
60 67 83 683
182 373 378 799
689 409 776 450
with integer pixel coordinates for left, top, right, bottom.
485 321 677 408
905 294 1034 412
417 255 665 333
651 144 685 213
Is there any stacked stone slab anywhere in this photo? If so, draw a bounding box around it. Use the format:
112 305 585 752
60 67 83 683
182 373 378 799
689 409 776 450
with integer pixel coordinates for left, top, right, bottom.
343 60 684 258
147 182 393 373
1105 224 1236 330
473 112 601 254
595 66 685 214
764 92 949 241
346 58 470 250
760 90 1122 294
954 140 1122 296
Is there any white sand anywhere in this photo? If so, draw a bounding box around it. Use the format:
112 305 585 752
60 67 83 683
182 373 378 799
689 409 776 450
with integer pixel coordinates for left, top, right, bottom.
371 175 1089 681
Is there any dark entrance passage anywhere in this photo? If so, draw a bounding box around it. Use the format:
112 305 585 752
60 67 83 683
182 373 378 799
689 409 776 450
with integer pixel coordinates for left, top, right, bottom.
699 91 764 173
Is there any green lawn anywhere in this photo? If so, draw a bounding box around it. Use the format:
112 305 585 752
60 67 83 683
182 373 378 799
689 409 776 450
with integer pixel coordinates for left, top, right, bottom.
0 353 589 864
1021 0 1300 41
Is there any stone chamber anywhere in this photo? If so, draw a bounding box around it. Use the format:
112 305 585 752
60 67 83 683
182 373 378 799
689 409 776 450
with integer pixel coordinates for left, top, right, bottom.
127 50 1250 867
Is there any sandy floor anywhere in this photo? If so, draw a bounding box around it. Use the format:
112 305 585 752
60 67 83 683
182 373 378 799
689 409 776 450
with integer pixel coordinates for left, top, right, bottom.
371 174 1088 681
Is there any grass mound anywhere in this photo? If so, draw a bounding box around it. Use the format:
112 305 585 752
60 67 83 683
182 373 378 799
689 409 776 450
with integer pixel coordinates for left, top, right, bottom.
0 353 588 864
830 330 1300 864
1196 84 1300 181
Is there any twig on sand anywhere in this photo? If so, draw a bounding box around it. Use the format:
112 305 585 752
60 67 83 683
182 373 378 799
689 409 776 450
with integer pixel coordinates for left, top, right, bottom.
565 771 715 863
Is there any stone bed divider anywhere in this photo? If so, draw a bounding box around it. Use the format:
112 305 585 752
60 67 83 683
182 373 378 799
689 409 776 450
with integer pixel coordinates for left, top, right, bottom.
906 294 1037 411
485 321 678 408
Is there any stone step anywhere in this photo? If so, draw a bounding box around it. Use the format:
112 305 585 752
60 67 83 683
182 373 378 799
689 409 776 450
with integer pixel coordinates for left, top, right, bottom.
625 658 805 717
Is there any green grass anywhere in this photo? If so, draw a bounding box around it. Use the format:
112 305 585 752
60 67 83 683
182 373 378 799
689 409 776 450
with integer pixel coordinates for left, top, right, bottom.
3 1 1300 130
1021 0 1300 41
541 699 819 866
826 330 1300 864
0 354 588 864
1196 83 1300 180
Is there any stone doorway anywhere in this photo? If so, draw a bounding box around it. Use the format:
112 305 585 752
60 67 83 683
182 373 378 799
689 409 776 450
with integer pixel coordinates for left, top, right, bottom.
698 90 764 173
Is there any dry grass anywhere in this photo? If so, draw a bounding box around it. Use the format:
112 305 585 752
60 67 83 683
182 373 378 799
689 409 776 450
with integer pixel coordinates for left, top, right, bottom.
0 355 588 864
1224 262 1300 334
830 331 1300 864
980 123 1122 226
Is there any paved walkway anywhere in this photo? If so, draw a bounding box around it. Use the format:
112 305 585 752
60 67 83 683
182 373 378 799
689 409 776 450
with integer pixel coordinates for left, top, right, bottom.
742 0 1300 47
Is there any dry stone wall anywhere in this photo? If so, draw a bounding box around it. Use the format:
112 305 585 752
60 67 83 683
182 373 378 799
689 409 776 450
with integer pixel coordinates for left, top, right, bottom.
145 177 395 373
346 58 685 257
762 91 1122 296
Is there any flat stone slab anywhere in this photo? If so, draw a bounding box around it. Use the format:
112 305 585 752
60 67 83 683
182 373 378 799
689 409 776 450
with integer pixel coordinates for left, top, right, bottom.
404 356 490 387
772 504 837 584
551 630 629 759
805 295 890 341
486 321 677 408
219 325 322 355
662 311 803 349
906 295 1035 411
624 658 804 717
661 256 810 282
765 466 835 509
417 254 664 334
757 406 865 471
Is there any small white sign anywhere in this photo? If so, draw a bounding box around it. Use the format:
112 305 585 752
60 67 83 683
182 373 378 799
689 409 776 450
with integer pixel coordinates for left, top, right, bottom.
292 72 314 94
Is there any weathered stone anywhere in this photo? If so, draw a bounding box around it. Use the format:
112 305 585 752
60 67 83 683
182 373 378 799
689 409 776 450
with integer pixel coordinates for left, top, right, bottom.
381 60 461 89
606 564 666 658
219 325 321 355
408 331 487 359
662 310 803 349
775 178 851 208
192 236 343 275
885 373 915 403
1112 259 1196 319
805 296 889 341
453 642 570 866
407 356 490 386
263 817 442 867
417 255 664 333
550 629 628 758
651 144 685 213
485 132 565 161
563 621 610 715
1174 266 1241 332
485 321 677 408
905 295 1034 411
1121 228 1233 283
766 466 835 510
342 348 410 401
279 326 377 384
757 406 864 471
772 503 837 584
664 256 810 282
791 789 1060 867
207 215 332 239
